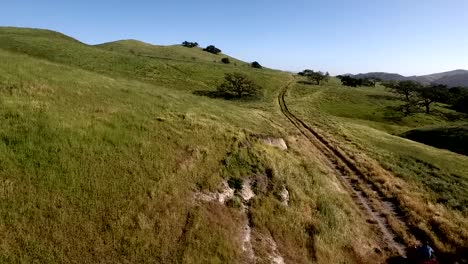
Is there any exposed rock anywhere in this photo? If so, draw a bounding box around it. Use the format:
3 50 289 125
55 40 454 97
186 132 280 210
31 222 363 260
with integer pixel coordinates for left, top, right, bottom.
193 180 234 204
271 254 285 264
265 233 285 264
279 185 289 206
239 179 255 202
260 137 288 150
241 219 255 262
255 231 285 264
217 181 235 203
193 192 217 203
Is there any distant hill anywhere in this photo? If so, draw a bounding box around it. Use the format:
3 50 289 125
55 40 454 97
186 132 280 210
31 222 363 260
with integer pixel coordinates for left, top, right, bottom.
352 72 407 81
431 72 468 87
351 69 468 87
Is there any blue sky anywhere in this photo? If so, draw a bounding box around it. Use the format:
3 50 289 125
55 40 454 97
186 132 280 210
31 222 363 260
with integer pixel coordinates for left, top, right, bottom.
2 0 467 75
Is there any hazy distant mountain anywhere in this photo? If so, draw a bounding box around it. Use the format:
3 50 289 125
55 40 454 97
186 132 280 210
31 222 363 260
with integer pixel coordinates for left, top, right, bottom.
352 72 407 81
351 69 468 87
430 71 468 87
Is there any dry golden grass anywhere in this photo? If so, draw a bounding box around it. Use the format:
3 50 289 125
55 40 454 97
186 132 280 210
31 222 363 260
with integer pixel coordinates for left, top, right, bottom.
0 27 403 263
288 80 468 262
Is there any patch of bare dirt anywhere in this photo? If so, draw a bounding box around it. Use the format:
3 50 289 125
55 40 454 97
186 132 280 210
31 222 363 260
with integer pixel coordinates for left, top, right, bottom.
278 185 289 207
193 179 257 261
253 230 286 264
239 179 255 202
241 214 255 262
259 137 288 150
193 180 234 204
194 178 287 263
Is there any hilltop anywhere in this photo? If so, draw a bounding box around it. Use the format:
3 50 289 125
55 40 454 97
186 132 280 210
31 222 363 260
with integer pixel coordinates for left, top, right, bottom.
96 39 247 65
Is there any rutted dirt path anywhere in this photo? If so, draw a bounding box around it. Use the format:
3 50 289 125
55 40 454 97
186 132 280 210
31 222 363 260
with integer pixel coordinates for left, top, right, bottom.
278 78 410 256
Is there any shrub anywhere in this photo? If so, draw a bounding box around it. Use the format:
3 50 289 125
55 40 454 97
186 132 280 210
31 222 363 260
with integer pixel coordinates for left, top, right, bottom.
221 58 230 64
182 41 199 48
228 177 243 191
298 69 313 76
300 70 329 85
338 75 364 87
251 61 262 69
308 71 329 85
203 45 221 54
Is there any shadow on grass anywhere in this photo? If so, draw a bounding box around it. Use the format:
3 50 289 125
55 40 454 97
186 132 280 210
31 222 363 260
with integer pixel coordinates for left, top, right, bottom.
297 80 315 85
385 256 407 264
193 90 261 101
401 123 468 156
367 94 398 101
193 90 231 99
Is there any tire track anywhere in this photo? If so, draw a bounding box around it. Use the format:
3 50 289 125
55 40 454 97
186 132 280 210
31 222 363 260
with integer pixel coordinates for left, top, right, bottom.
278 79 409 256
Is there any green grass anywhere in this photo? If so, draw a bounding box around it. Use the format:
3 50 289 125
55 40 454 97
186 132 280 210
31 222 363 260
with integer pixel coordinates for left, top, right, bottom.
0 27 281 96
290 78 467 135
288 78 468 258
0 27 390 263
96 39 248 65
289 78 468 209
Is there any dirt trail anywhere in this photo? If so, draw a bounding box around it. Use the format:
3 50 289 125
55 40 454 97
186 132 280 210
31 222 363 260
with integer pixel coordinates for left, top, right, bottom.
278 78 409 256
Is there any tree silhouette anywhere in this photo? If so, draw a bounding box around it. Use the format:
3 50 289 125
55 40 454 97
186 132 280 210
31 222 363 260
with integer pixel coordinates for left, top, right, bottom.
203 45 222 54
417 85 449 113
251 61 262 69
217 73 262 98
307 71 329 85
300 70 330 85
388 80 422 101
182 41 199 48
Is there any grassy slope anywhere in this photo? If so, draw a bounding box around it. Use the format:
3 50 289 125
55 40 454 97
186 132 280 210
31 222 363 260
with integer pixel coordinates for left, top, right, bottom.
288 78 468 257
0 27 387 263
0 27 287 111
96 40 247 65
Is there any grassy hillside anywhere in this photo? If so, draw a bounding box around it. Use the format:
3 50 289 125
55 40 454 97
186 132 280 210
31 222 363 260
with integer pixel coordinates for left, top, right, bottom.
96 40 247 65
294 78 466 133
0 27 276 98
0 27 393 263
288 78 468 260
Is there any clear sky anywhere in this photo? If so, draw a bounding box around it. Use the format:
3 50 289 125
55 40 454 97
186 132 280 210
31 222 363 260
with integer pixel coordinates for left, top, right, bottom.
2 0 467 75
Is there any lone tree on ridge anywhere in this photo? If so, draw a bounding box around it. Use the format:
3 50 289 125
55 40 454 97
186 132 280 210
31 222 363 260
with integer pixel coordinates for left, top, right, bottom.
203 45 222 54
